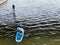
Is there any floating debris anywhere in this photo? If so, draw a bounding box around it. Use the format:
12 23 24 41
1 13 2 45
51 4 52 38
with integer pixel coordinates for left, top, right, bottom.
53 39 60 41
34 37 41 39
43 44 47 45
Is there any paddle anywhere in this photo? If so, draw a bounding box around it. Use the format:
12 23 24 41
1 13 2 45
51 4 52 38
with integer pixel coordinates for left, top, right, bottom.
12 4 24 43
12 4 16 23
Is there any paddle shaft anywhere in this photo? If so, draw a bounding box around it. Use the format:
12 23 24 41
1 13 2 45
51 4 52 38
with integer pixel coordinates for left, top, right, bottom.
12 4 16 23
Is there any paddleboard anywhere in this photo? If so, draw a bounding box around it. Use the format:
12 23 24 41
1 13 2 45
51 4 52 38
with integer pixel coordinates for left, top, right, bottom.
15 27 24 42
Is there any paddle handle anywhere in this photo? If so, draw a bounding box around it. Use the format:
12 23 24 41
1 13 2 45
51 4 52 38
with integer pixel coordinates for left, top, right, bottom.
12 4 16 23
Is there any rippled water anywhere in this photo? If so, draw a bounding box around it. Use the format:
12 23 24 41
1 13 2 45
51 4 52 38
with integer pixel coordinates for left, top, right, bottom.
0 0 60 45
0 0 60 37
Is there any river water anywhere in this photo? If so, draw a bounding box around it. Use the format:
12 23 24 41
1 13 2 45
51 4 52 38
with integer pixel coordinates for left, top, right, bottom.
0 0 60 45
0 0 60 37
0 0 60 29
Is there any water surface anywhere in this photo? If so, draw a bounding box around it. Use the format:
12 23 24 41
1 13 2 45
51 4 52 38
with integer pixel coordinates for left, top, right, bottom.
0 0 60 45
0 0 60 31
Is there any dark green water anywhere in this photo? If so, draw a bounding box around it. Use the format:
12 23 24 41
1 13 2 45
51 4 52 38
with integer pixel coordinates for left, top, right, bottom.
0 36 60 45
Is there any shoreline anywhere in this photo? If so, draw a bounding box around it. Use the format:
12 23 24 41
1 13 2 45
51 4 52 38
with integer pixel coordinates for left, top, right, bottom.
0 0 7 4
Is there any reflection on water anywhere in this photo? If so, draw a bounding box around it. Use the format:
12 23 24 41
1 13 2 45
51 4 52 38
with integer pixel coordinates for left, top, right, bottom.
0 0 60 36
0 0 60 40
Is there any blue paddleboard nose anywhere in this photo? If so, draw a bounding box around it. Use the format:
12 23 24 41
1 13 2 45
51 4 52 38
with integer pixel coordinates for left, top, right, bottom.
17 27 21 31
